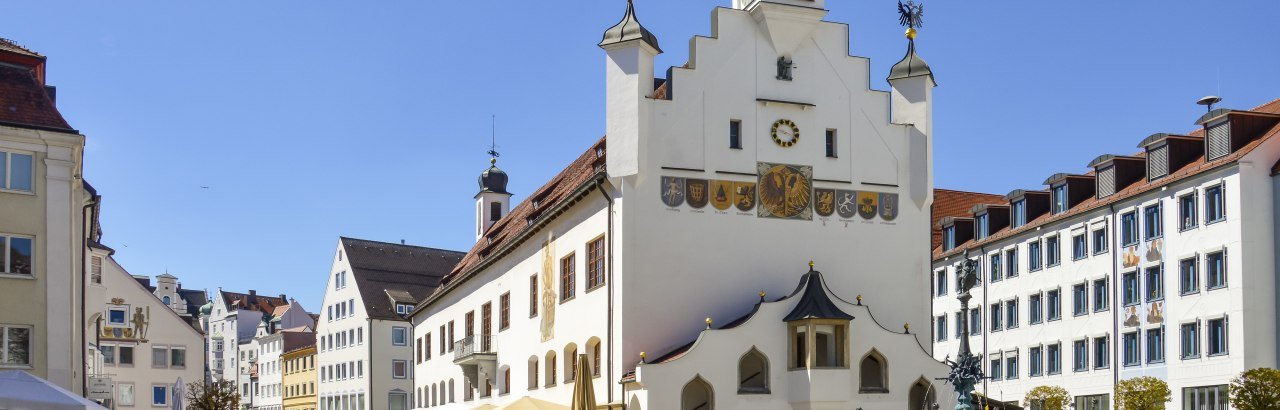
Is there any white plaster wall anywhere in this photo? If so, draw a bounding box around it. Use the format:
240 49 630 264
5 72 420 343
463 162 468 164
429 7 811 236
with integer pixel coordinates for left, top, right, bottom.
317 245 370 408
257 335 284 410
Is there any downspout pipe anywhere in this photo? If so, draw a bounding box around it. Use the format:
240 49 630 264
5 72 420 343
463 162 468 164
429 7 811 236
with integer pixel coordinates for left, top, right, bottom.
594 179 615 404
1108 204 1120 390
80 194 98 396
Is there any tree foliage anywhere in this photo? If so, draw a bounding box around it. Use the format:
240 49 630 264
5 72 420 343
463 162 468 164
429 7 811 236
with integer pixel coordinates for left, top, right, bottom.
185 380 240 410
1114 377 1171 410
1023 385 1070 410
1231 368 1280 410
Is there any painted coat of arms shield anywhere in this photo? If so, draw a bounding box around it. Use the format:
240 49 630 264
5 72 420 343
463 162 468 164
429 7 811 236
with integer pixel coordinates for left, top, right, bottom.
660 176 685 208
710 180 734 211
757 162 812 220
836 190 858 219
814 188 836 217
857 191 879 220
686 179 710 209
734 182 757 212
879 193 899 221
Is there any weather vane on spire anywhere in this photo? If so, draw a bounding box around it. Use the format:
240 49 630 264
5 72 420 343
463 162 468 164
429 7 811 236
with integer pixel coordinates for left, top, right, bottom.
897 0 924 40
487 114 500 163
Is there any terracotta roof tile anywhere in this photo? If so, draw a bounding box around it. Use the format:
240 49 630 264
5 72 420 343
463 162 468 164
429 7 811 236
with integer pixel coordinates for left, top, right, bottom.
0 63 70 131
935 98 1280 260
931 189 1004 250
221 290 289 313
0 38 42 59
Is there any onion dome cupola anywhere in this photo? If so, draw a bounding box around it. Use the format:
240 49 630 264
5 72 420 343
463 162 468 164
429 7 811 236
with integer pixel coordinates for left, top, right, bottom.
475 155 513 242
199 301 214 316
477 158 510 196
599 0 662 53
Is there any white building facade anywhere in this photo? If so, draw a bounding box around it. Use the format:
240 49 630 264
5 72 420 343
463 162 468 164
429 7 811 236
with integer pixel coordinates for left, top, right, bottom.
410 0 950 408
201 289 299 408
931 100 1280 410
256 327 316 410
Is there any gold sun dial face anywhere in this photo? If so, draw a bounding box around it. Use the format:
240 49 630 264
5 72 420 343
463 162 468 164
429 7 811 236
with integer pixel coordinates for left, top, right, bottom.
771 119 799 148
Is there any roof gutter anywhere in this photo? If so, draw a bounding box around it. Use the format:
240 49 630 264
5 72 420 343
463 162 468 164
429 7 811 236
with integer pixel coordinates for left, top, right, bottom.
415 171 609 311
594 178 615 404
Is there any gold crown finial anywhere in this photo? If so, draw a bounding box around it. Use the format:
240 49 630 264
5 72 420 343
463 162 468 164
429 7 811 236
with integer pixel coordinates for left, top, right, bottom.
905 27 917 40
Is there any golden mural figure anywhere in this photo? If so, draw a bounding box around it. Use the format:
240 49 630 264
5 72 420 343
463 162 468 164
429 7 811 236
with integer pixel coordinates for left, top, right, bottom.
540 233 557 342
757 162 812 220
132 306 149 340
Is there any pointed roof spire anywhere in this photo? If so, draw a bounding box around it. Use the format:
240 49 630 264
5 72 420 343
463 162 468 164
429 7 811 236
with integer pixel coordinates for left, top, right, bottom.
887 1 935 85
784 263 854 322
599 0 662 53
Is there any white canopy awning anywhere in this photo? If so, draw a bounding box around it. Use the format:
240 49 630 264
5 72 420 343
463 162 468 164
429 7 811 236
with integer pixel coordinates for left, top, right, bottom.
0 370 107 410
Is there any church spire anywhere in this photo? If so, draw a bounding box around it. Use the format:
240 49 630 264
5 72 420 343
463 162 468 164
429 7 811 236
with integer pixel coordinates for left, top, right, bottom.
887 1 935 85
599 0 661 53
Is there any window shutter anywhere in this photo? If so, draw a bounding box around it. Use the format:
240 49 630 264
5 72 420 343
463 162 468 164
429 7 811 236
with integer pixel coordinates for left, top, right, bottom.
1207 122 1231 160
1147 145 1168 180
1097 166 1116 198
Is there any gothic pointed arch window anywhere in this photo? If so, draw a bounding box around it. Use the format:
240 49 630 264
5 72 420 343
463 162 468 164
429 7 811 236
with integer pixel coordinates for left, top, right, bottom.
859 349 889 393
908 378 937 410
681 376 714 410
737 348 769 394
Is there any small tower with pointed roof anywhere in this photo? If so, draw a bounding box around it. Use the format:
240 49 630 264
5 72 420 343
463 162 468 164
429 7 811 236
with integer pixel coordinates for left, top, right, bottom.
475 154 511 241
599 0 661 178
887 1 936 206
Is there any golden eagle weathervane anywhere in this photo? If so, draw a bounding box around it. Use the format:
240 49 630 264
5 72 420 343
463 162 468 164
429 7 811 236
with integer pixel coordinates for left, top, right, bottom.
896 0 924 39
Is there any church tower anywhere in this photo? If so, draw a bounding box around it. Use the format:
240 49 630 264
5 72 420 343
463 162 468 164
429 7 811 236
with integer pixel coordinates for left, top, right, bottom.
475 156 511 241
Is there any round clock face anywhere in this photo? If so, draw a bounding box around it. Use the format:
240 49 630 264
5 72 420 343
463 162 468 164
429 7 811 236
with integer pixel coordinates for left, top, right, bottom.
771 119 799 147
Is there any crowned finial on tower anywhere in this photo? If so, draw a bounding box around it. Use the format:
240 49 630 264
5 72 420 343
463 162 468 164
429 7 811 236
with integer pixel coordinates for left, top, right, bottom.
888 0 935 85
897 1 924 40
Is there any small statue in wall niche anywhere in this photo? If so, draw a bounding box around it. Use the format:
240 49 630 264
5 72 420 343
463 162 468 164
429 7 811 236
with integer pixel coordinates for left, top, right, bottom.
776 56 794 81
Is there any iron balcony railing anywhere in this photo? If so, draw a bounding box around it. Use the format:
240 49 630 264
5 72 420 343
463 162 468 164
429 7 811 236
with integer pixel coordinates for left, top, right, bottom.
453 335 494 361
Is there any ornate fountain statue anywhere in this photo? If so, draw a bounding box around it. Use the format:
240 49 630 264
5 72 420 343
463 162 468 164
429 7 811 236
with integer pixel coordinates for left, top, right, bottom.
943 257 984 410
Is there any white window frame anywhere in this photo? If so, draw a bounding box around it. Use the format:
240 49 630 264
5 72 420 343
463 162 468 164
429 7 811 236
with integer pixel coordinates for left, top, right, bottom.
392 359 409 379
392 326 408 346
0 149 35 194
118 382 135 406
0 233 35 277
151 383 169 407
152 345 169 369
0 324 33 368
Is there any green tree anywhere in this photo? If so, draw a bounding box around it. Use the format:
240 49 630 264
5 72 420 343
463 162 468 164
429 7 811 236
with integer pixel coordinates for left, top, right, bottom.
1230 368 1280 410
185 380 240 410
1114 376 1171 410
1023 385 1070 410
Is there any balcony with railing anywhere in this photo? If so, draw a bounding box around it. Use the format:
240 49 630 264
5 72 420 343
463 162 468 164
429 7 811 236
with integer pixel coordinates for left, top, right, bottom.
453 334 497 388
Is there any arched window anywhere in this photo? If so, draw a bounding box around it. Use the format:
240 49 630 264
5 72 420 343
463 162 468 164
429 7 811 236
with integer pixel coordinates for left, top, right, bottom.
431 384 437 406
490 202 503 221
587 337 602 377
528 356 540 390
162 296 171 305
737 348 769 394
859 350 889 393
908 378 937 410
545 351 557 387
681 376 714 410
448 379 455 403
563 343 578 383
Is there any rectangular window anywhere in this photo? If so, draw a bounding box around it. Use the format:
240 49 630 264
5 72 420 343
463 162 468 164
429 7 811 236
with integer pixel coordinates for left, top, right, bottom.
1076 394 1111 410
101 345 116 365
1093 336 1109 369
1180 257 1199 295
976 213 989 240
990 358 1002 380
1052 184 1068 214
1047 343 1061 374
1179 193 1198 231
1146 326 1165 363
499 293 510 331
392 326 408 346
1208 318 1227 356
1122 212 1138 246
1006 355 1019 379
1145 265 1164 301
989 254 1002 282
1029 293 1043 325
0 235 33 275
1182 385 1230 410
1029 346 1043 377
1006 299 1019 329
825 129 837 158
1072 283 1088 316
1093 278 1109 312
152 346 169 368
448 321 455 352
1206 251 1226 289
1072 340 1088 372
1047 289 1061 321
152 385 169 406
1029 241 1043 271
969 309 981 336
1072 234 1087 260
1006 248 1019 278
392 359 408 379
560 253 576 302
1046 235 1061 266
935 315 947 342
0 151 34 192
1205 184 1225 223
729 120 742 149
587 237 605 289
1012 199 1027 228
529 274 538 317
1092 227 1108 255
942 227 956 251
1123 271 1140 306
990 303 1002 332
1 325 32 366
108 307 128 325
91 256 102 284
1144 204 1163 240
935 270 947 297
1123 332 1139 366
481 302 492 352
1181 322 1200 359
465 312 475 342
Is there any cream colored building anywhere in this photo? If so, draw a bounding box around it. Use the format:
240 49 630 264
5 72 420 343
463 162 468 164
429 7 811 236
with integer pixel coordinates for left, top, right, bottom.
0 37 89 395
283 345 318 410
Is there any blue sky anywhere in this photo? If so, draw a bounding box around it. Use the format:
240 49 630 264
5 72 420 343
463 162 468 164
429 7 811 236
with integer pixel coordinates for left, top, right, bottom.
4 1 1277 309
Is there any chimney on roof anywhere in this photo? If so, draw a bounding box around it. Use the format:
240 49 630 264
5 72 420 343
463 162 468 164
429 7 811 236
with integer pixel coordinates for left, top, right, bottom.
279 294 287 301
248 290 257 305
401 239 406 245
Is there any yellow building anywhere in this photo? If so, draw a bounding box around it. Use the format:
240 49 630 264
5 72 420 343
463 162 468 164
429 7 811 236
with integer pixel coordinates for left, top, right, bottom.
282 345 317 410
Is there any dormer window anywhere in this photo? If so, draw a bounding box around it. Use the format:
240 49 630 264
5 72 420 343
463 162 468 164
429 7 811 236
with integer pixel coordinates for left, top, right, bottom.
942 226 956 251
1050 184 1068 214
1147 143 1169 181
1011 200 1027 228
395 304 412 315
1205 121 1231 161
975 213 989 240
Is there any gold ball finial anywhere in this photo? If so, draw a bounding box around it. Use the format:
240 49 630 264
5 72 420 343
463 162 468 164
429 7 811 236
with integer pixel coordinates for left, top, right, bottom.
759 290 766 298
905 27 918 40
808 260 815 268
904 323 911 333
856 294 863 305
639 351 647 362
705 317 713 328
490 157 497 165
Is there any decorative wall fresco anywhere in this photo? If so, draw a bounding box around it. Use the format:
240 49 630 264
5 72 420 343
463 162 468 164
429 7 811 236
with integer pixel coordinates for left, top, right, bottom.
686 179 710 209
101 299 150 342
857 191 878 220
1122 246 1141 268
836 190 858 219
1146 300 1164 323
1145 238 1163 261
661 176 685 208
539 233 556 342
1123 305 1140 327
757 162 813 220
655 162 901 223
814 188 835 217
710 180 734 211
734 182 756 212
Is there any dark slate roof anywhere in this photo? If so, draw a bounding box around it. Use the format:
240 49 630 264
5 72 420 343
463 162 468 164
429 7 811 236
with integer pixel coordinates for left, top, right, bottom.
599 1 661 53
478 159 510 195
340 237 465 321
886 41 935 86
783 267 854 322
0 63 72 131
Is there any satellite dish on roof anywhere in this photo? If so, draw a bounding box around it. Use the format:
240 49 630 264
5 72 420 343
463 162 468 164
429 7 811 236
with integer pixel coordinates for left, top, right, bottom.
1197 95 1222 111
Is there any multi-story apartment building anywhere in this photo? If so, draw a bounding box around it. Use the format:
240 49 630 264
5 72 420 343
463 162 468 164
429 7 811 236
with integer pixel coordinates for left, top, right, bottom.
255 326 315 410
283 344 318 410
0 37 89 394
202 289 309 408
316 237 463 410
932 98 1280 409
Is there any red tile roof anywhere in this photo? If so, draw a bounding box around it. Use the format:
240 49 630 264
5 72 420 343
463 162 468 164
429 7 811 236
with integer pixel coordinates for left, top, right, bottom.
931 189 1004 250
935 98 1280 260
0 38 42 59
220 290 289 313
0 62 70 131
428 138 607 303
